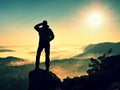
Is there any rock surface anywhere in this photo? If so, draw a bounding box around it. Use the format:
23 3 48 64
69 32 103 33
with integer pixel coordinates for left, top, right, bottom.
28 69 62 90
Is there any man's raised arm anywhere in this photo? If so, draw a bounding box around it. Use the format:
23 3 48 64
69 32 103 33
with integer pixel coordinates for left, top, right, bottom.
34 23 42 30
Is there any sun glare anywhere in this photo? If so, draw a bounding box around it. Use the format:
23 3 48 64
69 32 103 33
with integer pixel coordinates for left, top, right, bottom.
88 12 103 27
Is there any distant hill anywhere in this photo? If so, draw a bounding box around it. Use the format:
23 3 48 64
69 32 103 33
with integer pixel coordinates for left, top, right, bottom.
74 42 120 59
0 56 23 69
0 56 89 80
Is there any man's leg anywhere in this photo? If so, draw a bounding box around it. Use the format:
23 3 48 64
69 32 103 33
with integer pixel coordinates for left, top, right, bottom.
35 44 43 69
45 43 50 71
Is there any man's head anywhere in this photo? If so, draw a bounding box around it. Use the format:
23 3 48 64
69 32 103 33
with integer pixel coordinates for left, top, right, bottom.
42 20 48 26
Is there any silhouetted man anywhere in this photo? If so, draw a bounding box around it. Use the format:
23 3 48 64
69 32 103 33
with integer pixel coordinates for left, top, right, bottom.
34 20 54 71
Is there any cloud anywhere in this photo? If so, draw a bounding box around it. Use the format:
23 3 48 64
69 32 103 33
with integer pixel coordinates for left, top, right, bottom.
27 43 83 60
0 45 15 52
0 49 15 52
0 46 5 48
49 58 89 80
28 51 36 55
51 66 87 80
9 60 31 66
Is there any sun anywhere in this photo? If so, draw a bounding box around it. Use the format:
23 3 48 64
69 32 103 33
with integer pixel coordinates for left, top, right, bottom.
88 12 103 27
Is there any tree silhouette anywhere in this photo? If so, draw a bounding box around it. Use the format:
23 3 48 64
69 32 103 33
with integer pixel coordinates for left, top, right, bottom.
87 48 112 76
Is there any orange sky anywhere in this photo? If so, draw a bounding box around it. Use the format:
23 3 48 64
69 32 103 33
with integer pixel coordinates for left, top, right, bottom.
0 0 120 61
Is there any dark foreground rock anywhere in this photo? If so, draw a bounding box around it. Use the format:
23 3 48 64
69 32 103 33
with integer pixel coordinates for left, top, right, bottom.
28 69 62 90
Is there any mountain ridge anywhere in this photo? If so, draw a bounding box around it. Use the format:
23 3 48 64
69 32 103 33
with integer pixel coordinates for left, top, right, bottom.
73 42 120 59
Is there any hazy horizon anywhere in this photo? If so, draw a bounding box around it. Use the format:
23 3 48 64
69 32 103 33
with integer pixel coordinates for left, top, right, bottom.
0 43 84 62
